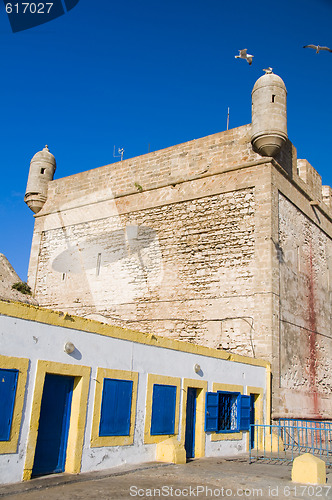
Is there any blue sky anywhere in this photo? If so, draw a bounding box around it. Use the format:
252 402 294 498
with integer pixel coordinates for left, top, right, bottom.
1 0 332 280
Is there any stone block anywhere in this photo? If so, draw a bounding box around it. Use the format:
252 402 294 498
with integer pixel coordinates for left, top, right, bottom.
292 453 326 485
156 437 186 464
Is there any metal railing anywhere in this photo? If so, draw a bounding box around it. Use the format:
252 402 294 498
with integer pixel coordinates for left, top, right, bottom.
249 420 332 467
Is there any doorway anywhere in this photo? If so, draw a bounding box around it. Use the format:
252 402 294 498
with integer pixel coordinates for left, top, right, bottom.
249 393 256 449
246 388 263 451
184 387 197 459
32 373 74 477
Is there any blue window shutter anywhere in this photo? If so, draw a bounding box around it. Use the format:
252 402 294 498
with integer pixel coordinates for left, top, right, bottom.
205 392 219 432
150 384 177 435
0 369 18 441
99 379 133 436
238 395 251 431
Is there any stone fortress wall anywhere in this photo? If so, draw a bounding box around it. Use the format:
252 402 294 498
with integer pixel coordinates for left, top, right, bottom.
25 73 332 420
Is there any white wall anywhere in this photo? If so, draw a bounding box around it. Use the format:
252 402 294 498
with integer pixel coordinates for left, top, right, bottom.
0 312 267 485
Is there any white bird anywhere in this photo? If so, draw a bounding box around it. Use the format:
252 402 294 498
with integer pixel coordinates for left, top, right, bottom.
235 49 254 65
263 67 273 74
303 44 332 53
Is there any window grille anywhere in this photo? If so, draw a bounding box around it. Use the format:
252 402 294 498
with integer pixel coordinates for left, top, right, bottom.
218 392 238 431
205 391 250 433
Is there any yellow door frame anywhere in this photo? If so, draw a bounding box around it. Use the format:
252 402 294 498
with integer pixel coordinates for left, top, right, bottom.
246 385 264 451
23 360 90 481
180 378 208 458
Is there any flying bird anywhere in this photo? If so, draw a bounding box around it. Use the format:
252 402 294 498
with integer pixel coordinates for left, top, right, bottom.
303 44 332 53
235 49 254 65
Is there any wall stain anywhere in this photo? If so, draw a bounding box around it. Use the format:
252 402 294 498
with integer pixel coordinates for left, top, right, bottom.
308 239 320 418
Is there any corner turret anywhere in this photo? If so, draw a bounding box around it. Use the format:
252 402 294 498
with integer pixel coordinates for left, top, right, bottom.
251 69 288 157
24 145 56 213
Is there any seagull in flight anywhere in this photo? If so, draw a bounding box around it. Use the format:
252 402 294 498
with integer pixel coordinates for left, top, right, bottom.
303 44 332 53
235 49 254 65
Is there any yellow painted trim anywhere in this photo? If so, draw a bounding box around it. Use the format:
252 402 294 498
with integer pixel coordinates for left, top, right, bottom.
0 300 269 369
90 368 138 447
266 364 271 426
246 386 263 425
23 360 90 481
210 383 243 441
180 379 207 458
156 437 186 464
0 355 29 454
144 374 181 444
246 386 264 452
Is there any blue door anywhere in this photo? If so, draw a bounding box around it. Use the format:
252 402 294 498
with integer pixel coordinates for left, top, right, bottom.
32 374 74 477
249 394 256 449
184 388 197 459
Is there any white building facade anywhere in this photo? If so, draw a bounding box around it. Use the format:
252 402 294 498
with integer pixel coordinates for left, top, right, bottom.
0 300 269 485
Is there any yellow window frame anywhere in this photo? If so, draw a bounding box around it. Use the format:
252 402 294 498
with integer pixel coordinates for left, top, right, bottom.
91 368 138 447
210 383 244 441
0 355 29 454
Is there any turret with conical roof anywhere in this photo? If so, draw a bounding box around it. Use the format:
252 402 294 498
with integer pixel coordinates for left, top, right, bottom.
24 145 56 213
251 69 288 157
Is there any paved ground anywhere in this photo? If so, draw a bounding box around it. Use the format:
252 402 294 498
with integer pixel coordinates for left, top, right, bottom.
0 457 331 500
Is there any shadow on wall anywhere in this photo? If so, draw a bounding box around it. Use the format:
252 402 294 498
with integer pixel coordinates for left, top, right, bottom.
49 225 164 307
52 226 158 273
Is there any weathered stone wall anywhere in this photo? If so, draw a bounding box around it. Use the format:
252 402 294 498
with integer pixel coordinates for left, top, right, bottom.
34 187 256 349
26 123 332 419
29 125 271 359
41 124 257 211
278 192 332 418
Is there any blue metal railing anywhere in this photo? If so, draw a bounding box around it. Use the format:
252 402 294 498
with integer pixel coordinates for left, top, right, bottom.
249 420 332 467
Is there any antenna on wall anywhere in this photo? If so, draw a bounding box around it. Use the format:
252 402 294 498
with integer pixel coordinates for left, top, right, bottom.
113 146 124 161
226 107 230 130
